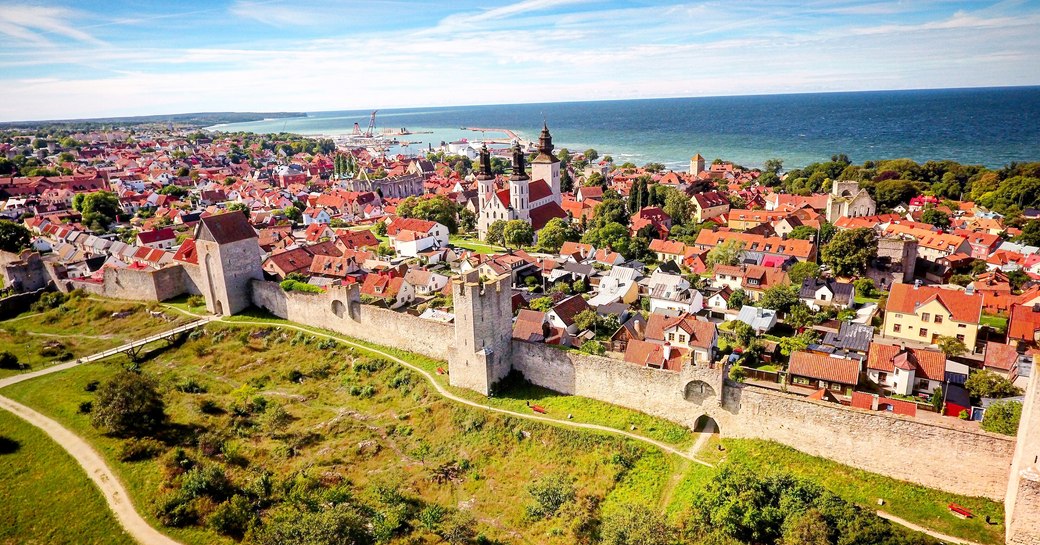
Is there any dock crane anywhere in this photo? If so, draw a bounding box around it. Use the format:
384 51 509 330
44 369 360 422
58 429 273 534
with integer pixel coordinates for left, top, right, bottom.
365 110 378 138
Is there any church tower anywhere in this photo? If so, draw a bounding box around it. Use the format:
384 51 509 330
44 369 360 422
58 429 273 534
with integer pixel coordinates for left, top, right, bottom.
476 142 494 198
508 141 530 221
690 153 705 176
531 122 561 198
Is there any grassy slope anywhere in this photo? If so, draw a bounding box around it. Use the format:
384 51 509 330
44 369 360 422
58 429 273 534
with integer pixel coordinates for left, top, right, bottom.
0 323 673 545
0 410 136 545
0 296 189 379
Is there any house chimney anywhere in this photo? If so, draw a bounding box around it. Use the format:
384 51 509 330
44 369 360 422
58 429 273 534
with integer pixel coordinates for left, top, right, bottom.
663 342 672 361
914 279 921 289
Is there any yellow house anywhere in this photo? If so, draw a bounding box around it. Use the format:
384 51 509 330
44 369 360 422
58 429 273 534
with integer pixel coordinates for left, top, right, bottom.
882 283 983 349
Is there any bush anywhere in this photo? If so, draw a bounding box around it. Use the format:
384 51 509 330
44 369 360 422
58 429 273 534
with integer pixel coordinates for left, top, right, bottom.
0 351 23 370
177 378 207 394
526 473 576 519
155 490 198 527
119 437 165 462
30 291 67 312
982 400 1022 435
728 365 747 383
187 295 205 308
84 380 99 392
90 370 167 437
181 464 234 501
208 495 255 538
349 385 376 398
279 279 323 293
579 340 605 356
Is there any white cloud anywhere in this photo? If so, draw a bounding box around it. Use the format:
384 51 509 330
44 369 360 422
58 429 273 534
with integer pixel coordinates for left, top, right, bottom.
0 4 105 47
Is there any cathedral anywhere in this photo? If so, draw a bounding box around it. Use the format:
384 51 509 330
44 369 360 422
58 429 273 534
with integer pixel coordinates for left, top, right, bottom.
476 123 567 239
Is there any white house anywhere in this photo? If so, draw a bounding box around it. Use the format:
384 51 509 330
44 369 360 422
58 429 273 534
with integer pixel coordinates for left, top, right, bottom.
386 217 449 258
645 268 704 315
587 266 641 307
403 268 449 296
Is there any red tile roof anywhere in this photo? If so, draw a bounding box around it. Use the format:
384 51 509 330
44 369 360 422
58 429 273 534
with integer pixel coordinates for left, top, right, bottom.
172 238 198 264
788 351 860 385
887 283 983 324
1009 303 1040 342
623 338 686 371
866 343 945 381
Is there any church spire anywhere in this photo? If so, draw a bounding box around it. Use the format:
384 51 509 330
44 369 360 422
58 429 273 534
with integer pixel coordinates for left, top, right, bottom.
510 140 528 181
538 121 553 157
477 142 494 181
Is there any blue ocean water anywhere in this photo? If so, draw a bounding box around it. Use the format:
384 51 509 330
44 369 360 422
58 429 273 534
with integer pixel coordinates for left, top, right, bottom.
208 87 1040 170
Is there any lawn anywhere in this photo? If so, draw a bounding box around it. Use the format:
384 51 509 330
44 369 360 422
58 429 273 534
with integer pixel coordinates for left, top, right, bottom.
448 235 505 255
0 322 682 545
0 410 136 545
0 295 190 379
720 440 1005 545
981 313 1009 333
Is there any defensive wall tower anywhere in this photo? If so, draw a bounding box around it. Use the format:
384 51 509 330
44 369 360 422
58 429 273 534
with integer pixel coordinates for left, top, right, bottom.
1007 355 1040 544
195 213 263 315
450 269 514 395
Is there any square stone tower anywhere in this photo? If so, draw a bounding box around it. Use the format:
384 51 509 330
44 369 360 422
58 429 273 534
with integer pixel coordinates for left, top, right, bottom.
450 270 514 395
195 212 263 315
1006 354 1040 544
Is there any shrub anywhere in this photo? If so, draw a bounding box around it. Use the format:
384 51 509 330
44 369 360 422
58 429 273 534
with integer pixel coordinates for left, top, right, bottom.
155 490 198 527
181 464 234 501
728 365 747 383
30 291 67 312
436 509 478 545
198 398 222 415
77 401 93 414
349 385 376 398
119 437 165 462
579 340 605 356
526 473 576 519
207 495 255 538
90 370 167 437
279 279 323 293
83 380 99 392
287 369 304 383
0 351 23 370
177 378 207 394
187 295 205 308
419 504 446 531
160 448 195 480
982 400 1023 435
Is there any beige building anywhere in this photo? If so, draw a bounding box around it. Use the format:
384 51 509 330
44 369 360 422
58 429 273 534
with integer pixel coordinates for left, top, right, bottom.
882 283 983 349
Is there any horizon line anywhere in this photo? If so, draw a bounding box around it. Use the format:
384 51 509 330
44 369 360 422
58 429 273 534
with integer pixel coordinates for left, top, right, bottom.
3 84 1039 126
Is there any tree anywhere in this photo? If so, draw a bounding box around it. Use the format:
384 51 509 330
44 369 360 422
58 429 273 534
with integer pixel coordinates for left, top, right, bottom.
225 202 250 218
786 262 820 285
727 289 748 310
90 371 167 437
921 208 951 229
584 172 605 188
159 184 188 197
530 297 554 312
853 277 876 298
600 504 673 545
821 228 877 277
581 222 629 256
874 179 923 209
398 195 460 234
931 386 944 412
982 400 1022 435
573 309 598 333
1016 220 1040 247
785 303 819 330
663 188 693 225
779 330 816 356
282 206 302 223
0 351 23 370
458 208 476 233
763 158 784 175
760 284 799 314
780 509 830 545
1008 269 1030 291
485 219 507 245
584 148 599 162
965 370 1022 399
502 220 534 248
936 335 967 357
731 321 755 348
817 222 837 244
526 473 576 519
787 225 817 240
73 191 121 232
706 240 743 270
536 218 577 253
0 220 31 253
251 504 372 545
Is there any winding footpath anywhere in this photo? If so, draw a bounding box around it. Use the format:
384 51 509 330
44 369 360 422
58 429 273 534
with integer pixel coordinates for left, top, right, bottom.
0 305 993 545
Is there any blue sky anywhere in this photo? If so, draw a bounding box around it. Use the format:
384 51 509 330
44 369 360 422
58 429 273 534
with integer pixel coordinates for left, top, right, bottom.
1 0 1038 121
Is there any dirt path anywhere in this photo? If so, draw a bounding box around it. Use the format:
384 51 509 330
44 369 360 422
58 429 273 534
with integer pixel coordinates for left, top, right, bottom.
0 394 181 545
877 511 988 545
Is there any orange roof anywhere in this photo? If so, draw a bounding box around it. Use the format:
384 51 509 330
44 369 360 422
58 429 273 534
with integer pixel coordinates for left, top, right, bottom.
866 343 945 381
1009 303 1040 341
886 283 983 324
788 351 860 385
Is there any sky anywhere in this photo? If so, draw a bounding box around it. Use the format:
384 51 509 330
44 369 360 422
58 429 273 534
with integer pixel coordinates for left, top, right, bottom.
0 0 1038 121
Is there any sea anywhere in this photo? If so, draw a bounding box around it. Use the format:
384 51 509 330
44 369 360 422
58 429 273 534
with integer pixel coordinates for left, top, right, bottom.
207 86 1040 170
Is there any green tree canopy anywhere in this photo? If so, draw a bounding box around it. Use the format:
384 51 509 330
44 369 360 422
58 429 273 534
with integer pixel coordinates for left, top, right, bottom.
965 370 1022 399
982 400 1022 436
397 195 459 234
787 225 818 240
536 218 577 253
786 262 820 285
707 239 743 270
73 191 121 232
0 220 31 253
760 284 800 314
821 228 877 277
581 222 630 256
90 371 167 437
485 219 507 245
502 219 534 248
921 208 951 229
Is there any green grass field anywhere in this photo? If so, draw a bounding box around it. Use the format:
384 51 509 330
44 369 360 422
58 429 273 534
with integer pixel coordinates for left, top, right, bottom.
981 313 1009 333
0 295 190 379
0 299 1008 545
0 410 136 545
449 235 506 254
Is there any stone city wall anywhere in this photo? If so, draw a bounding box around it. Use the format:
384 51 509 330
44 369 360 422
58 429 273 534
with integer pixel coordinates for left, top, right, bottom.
511 339 1014 500
250 280 454 361
0 250 51 292
0 288 46 320
68 265 188 302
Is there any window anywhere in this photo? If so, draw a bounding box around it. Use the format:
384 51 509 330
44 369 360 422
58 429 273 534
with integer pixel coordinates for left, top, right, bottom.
893 324 901 333
958 324 967 328
919 328 928 338
934 315 943 324
957 334 965 342
829 383 844 392
793 377 810 385
678 334 686 343
921 313 930 322
668 333 675 341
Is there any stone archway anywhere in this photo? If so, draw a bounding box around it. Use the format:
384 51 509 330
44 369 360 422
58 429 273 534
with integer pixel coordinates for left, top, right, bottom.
332 299 346 318
683 380 716 404
693 414 719 434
